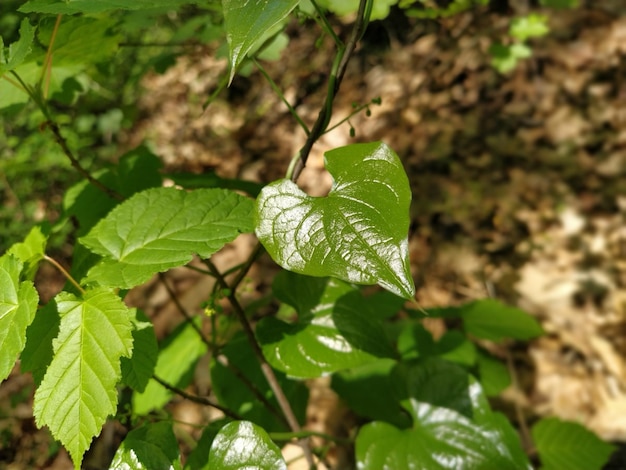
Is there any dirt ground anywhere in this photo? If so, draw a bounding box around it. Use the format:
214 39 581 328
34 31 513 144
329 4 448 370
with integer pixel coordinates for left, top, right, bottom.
2 3 626 468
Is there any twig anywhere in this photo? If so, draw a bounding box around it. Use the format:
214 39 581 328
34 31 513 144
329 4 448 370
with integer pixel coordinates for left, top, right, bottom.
152 374 241 420
203 259 315 467
290 0 371 182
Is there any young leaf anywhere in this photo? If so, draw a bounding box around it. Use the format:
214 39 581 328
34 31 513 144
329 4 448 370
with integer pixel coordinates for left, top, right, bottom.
132 317 207 415
33 288 134 469
80 187 254 288
109 421 182 470
222 0 299 83
0 255 38 381
256 272 396 378
7 226 47 280
0 18 35 74
211 333 308 432
208 421 286 470
510 14 549 42
532 418 616 470
120 310 158 393
256 142 415 299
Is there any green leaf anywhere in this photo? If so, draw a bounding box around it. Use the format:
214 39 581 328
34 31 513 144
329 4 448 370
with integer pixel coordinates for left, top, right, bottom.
7 226 47 280
256 142 414 299
209 421 286 470
532 418 616 470
167 171 264 197
80 187 254 288
211 333 308 432
397 323 476 365
476 349 510 396
425 299 543 342
510 14 549 42
489 42 532 74
185 419 231 470
331 359 411 429
109 421 182 470
0 18 35 73
257 271 395 378
33 288 134 469
0 255 38 381
317 0 398 20
222 0 299 82
120 310 158 393
356 359 531 470
132 317 207 415
21 302 60 386
20 0 201 14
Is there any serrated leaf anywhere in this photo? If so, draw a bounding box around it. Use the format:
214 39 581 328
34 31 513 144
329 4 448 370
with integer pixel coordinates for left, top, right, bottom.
33 288 134 469
0 255 39 381
211 333 308 432
222 0 299 83
132 317 207 415
209 421 286 470
356 359 531 470
80 187 254 288
257 271 395 378
256 142 414 299
109 421 182 470
19 0 200 14
0 18 35 74
120 310 158 393
7 226 47 280
532 418 616 470
21 302 60 386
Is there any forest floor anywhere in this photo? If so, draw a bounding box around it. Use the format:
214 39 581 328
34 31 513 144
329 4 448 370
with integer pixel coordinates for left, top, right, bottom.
2 3 626 469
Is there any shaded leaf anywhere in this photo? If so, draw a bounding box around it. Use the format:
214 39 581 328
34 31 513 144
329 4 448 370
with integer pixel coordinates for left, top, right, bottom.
0 255 38 381
33 288 133 469
133 317 207 415
80 187 254 288
532 418 616 470
0 18 35 73
185 419 232 470
209 421 286 470
109 421 182 470
476 349 510 397
257 272 395 378
20 0 201 14
256 142 414 299
120 310 158 393
222 0 299 82
20 302 60 386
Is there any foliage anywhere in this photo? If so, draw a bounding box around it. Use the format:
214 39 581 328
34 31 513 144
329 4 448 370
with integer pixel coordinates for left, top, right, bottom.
0 0 616 469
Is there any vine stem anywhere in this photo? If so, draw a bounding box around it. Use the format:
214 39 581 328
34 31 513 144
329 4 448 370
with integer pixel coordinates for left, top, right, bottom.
43 255 85 295
152 375 242 420
291 0 372 183
203 259 315 467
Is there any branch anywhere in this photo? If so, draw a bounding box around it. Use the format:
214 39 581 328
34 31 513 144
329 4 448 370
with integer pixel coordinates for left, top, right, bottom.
152 375 241 420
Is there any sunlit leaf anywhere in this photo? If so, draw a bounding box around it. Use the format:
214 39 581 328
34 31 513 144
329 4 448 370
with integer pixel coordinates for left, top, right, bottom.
7 226 47 280
0 255 38 381
209 421 286 470
33 288 133 469
256 142 414 299
80 187 254 288
222 0 299 82
110 422 182 470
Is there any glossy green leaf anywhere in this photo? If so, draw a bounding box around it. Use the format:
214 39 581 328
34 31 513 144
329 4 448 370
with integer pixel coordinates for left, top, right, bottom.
256 142 414 299
331 359 411 429
257 272 395 378
0 255 38 381
20 302 60 386
33 288 134 469
133 317 207 415
532 418 616 470
425 299 543 342
110 421 182 470
209 421 286 470
211 333 308 432
7 226 47 280
120 310 158 393
356 359 531 470
222 0 299 82
0 18 35 73
80 187 254 288
20 0 200 14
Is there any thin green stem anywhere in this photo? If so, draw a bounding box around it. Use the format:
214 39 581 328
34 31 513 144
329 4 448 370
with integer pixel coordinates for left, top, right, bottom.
44 255 85 295
324 101 375 134
253 58 310 136
152 374 242 420
310 0 341 46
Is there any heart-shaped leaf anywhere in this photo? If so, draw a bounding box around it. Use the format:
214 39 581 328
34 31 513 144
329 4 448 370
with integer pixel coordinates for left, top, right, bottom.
255 142 414 299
